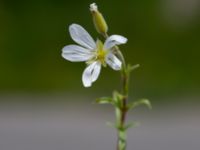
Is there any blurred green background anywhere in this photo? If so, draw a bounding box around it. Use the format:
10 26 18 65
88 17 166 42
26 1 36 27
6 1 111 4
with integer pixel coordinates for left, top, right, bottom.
0 1 200 150
0 0 200 101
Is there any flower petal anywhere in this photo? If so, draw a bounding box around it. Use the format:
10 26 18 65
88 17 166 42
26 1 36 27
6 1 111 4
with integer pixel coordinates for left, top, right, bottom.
62 45 93 62
82 61 101 87
106 53 122 70
104 35 128 50
69 24 96 50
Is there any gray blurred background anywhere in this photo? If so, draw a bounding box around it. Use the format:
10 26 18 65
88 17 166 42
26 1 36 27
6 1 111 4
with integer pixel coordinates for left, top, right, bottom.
0 0 200 149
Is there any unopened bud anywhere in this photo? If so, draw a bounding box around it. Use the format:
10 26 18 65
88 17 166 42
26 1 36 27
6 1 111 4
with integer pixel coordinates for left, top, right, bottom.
90 3 108 36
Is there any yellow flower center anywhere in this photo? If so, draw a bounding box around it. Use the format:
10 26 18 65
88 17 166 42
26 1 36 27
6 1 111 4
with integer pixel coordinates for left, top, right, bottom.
96 39 107 65
97 48 106 63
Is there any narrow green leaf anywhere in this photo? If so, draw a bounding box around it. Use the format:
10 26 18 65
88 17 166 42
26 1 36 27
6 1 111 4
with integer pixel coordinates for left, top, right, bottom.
138 99 152 109
124 121 140 130
128 64 140 72
95 97 113 104
127 99 152 110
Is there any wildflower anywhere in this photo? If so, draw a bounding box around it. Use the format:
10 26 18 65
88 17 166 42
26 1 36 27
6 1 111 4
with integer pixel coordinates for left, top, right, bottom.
62 24 127 87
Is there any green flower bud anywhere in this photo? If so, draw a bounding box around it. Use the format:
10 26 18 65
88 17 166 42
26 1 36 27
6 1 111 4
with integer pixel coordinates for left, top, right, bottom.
90 3 108 36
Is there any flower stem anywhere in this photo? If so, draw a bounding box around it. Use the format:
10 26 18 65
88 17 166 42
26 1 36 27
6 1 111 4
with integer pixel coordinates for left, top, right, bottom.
117 50 129 150
104 33 129 150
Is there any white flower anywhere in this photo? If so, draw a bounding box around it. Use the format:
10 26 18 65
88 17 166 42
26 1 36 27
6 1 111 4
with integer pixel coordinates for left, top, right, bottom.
62 24 127 87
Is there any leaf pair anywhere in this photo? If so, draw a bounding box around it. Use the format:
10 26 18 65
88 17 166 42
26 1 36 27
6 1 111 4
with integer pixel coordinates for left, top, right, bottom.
96 91 124 108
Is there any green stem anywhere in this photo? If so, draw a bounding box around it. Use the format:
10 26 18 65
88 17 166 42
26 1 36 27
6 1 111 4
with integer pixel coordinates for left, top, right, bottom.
117 50 129 150
104 33 129 150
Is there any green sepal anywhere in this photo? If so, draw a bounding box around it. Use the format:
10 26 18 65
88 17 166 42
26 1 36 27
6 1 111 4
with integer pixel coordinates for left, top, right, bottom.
95 97 113 104
127 99 152 110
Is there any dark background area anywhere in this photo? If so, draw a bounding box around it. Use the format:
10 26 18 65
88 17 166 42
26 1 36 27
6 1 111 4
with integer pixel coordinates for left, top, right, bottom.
0 0 199 101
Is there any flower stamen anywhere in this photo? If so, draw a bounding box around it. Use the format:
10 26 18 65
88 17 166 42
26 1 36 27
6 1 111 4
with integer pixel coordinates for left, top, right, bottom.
96 39 107 66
